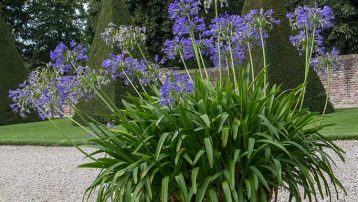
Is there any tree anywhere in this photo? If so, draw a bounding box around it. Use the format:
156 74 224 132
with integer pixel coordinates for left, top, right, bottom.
242 0 333 113
83 0 102 45
73 0 140 123
0 0 86 69
0 14 38 125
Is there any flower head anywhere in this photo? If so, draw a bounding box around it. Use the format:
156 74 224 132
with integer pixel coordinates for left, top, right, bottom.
160 74 194 106
287 4 334 31
311 47 340 77
50 40 88 74
101 23 147 50
163 36 196 61
203 0 228 11
287 5 335 54
168 0 206 36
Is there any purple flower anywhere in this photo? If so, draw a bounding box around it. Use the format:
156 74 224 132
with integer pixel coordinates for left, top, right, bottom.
50 40 88 74
102 53 125 79
287 5 335 54
160 74 194 106
163 36 196 61
168 0 206 36
102 53 160 87
203 15 248 67
287 4 334 31
57 75 79 105
311 47 340 77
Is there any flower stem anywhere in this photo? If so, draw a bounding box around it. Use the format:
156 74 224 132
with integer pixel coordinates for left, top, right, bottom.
121 70 142 99
247 42 255 82
179 51 193 81
189 31 207 79
300 26 316 110
259 27 267 89
319 65 331 125
228 41 238 89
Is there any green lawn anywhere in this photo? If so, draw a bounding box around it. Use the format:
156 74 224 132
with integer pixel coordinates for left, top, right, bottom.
320 108 358 140
0 108 357 146
0 118 90 146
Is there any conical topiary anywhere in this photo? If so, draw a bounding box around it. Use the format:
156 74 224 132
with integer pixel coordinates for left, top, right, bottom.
73 0 143 123
0 15 38 125
242 0 333 113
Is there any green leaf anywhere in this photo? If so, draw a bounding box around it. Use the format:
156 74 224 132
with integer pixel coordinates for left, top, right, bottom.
191 167 200 194
232 124 239 140
200 114 211 127
161 176 169 202
247 138 255 159
222 181 233 202
249 166 269 190
218 113 229 132
193 150 205 165
221 127 230 148
204 137 214 168
155 133 169 161
208 189 219 202
245 179 251 199
175 174 189 202
196 176 212 202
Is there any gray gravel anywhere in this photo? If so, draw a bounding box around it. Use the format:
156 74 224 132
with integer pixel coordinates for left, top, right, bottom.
0 146 97 202
0 141 357 202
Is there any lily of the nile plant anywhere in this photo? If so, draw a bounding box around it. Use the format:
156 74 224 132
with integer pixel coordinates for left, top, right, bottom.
10 0 345 201
287 4 336 109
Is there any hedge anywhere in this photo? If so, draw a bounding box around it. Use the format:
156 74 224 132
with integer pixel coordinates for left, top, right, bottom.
73 0 141 124
0 14 40 125
242 0 334 113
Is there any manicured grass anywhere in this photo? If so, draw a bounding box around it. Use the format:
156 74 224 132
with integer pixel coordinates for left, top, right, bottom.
321 108 358 140
0 108 357 146
0 118 90 146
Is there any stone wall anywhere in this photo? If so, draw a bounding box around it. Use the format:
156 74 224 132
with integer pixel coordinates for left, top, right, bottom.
318 54 358 108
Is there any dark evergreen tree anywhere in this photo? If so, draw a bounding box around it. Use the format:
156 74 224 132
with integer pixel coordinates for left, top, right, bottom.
242 0 333 113
73 0 140 123
0 15 38 125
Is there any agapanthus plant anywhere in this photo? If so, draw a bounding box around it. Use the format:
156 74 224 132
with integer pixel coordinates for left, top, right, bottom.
9 41 110 120
287 4 335 109
9 0 345 201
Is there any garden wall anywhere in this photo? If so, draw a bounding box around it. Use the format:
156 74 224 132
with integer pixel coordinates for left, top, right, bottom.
318 54 358 108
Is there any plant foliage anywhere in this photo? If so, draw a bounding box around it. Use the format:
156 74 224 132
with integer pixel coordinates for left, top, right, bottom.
81 70 345 201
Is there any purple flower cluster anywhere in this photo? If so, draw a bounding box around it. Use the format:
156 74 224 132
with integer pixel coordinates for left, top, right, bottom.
287 5 334 54
9 67 59 119
168 0 206 36
163 0 280 67
287 4 334 31
102 52 160 87
311 47 340 77
160 74 194 106
50 40 88 74
101 23 147 50
10 41 110 120
163 37 195 60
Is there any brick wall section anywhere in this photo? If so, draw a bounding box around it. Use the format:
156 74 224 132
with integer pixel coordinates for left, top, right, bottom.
318 54 358 108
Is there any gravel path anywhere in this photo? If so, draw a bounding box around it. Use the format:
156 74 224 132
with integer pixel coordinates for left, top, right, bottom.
0 141 357 202
0 146 97 202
